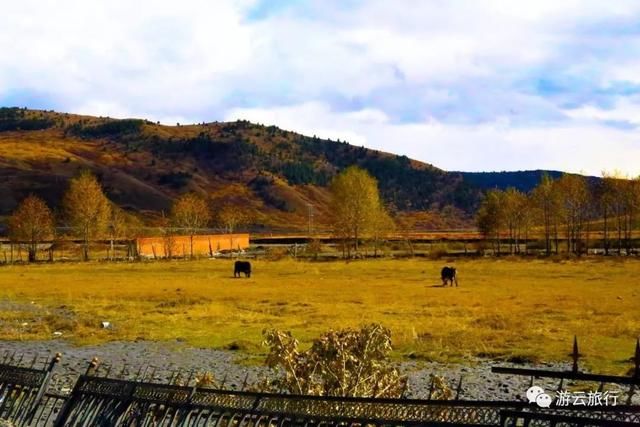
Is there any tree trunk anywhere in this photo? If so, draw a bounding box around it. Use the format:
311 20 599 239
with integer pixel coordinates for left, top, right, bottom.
83 238 89 261
603 208 609 255
83 225 90 261
354 226 359 255
28 243 36 263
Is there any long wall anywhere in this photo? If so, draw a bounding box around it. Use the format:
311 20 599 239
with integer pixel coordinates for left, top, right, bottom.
136 234 249 258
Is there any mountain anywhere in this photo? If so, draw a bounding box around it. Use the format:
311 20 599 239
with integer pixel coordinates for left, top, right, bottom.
0 107 578 232
459 170 566 192
459 170 601 193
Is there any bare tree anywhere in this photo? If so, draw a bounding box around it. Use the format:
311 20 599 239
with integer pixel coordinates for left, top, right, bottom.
217 204 248 234
171 193 211 258
109 205 142 259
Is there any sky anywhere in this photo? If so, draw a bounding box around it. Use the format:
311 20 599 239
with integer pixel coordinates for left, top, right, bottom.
2 0 640 176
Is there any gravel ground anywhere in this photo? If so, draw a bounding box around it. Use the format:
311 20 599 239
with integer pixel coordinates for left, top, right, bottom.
0 340 636 404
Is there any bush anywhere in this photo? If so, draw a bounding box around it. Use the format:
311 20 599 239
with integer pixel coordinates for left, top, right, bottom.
0 107 55 131
259 324 407 398
67 119 144 138
428 244 449 259
304 239 323 259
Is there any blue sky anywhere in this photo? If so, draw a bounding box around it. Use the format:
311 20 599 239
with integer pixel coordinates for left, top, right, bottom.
1 0 640 175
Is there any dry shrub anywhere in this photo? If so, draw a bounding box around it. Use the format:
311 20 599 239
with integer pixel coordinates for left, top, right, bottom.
429 374 453 400
260 323 407 398
43 313 78 333
195 371 218 388
428 244 449 259
304 239 323 259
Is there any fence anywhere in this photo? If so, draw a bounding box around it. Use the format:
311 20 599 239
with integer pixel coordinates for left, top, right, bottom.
1 339 639 426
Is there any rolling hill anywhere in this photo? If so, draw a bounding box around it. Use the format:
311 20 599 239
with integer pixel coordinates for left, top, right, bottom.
0 107 572 232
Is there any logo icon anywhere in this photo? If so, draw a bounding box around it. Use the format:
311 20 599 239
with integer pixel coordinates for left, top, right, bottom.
536 392 552 408
526 385 552 407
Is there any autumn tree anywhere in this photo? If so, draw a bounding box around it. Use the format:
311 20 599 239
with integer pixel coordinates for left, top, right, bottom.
502 187 527 254
531 174 561 255
63 171 111 261
595 173 640 255
171 192 211 258
519 194 536 255
329 167 385 258
615 176 640 254
556 174 591 255
108 205 142 259
476 189 505 255
158 211 176 259
8 195 55 262
217 204 248 234
369 205 395 257
597 172 617 255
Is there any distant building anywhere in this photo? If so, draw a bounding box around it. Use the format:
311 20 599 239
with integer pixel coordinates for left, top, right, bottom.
136 234 249 258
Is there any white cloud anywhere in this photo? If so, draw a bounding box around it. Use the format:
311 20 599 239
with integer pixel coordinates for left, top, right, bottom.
565 99 640 125
2 0 640 175
227 102 640 177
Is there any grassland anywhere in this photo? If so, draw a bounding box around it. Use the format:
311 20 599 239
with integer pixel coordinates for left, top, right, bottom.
0 258 638 374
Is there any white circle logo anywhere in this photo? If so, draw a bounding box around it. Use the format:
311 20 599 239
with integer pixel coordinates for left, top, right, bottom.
526 386 545 403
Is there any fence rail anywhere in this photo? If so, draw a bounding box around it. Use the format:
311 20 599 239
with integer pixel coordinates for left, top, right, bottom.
0 339 639 426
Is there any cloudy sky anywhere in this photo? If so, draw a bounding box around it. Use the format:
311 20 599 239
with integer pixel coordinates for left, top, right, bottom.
2 0 640 176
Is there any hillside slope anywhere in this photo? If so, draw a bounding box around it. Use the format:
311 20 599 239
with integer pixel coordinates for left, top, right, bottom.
0 108 489 231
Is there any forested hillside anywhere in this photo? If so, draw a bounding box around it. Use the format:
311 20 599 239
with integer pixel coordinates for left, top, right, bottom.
0 107 590 231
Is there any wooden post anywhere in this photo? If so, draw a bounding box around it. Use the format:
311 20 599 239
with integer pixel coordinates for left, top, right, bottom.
571 336 580 373
634 338 640 379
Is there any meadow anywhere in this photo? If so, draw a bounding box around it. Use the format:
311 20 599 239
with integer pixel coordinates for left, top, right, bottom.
0 257 638 374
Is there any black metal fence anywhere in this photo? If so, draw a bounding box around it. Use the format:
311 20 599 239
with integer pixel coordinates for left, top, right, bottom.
1 339 639 426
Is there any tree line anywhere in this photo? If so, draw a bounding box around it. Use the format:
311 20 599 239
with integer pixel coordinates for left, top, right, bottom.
5 171 249 262
476 172 640 255
5 167 640 262
5 166 394 262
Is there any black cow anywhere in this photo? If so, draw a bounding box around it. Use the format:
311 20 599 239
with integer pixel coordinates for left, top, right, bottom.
441 266 458 287
234 261 251 278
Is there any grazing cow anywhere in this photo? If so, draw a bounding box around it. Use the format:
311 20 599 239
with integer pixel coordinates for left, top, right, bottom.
441 266 458 287
234 261 251 278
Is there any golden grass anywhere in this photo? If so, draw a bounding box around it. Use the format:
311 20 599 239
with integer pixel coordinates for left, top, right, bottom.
0 258 638 373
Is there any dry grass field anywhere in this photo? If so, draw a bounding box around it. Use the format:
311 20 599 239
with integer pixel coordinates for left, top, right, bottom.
0 258 638 374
